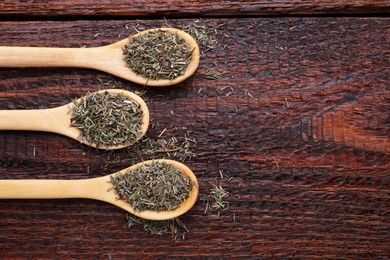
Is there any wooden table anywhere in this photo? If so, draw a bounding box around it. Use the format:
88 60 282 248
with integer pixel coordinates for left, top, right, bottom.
0 1 389 258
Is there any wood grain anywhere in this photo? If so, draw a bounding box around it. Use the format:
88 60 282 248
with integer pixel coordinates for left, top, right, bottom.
0 18 389 258
0 0 389 18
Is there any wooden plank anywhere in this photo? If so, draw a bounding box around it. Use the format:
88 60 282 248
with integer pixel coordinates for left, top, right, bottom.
0 0 389 18
0 18 389 258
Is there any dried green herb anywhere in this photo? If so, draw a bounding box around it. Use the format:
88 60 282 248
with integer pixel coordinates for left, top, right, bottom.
203 169 233 217
70 91 143 148
205 68 226 80
111 161 193 212
217 86 234 97
182 21 218 51
210 184 229 210
126 215 189 242
123 30 193 80
107 134 196 165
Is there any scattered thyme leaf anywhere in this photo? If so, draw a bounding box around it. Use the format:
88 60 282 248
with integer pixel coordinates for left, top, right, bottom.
126 215 189 242
107 134 196 165
210 183 229 210
182 21 218 51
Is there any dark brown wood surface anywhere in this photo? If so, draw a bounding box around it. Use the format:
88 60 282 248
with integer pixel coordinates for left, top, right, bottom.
0 3 389 259
0 0 389 17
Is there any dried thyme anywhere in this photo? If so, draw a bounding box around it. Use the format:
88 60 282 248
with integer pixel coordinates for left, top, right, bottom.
126 215 189 242
210 184 229 210
182 21 218 51
205 68 226 80
107 134 196 165
111 161 193 212
217 86 234 97
203 168 234 218
70 91 143 148
123 30 193 80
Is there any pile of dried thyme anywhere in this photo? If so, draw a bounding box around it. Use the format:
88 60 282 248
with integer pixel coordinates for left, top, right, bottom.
70 91 143 148
123 30 193 80
110 161 193 212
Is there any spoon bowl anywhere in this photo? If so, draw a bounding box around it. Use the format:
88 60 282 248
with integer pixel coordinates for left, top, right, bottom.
0 89 150 150
0 159 199 220
0 28 200 86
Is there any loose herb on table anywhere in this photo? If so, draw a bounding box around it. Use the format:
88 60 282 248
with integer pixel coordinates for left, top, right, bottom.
203 169 235 219
182 21 229 80
126 214 189 242
70 91 143 148
123 30 193 80
205 68 227 80
182 21 218 51
107 134 196 165
210 183 229 210
110 161 194 212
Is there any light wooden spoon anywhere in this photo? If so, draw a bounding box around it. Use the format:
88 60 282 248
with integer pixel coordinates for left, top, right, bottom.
0 28 200 87
0 89 150 150
0 159 198 221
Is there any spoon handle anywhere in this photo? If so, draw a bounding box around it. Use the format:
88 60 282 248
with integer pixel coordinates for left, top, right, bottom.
0 46 100 68
0 107 67 133
0 179 96 199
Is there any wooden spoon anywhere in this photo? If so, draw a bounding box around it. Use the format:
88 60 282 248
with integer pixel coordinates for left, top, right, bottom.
0 89 150 150
0 28 200 87
0 159 199 221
